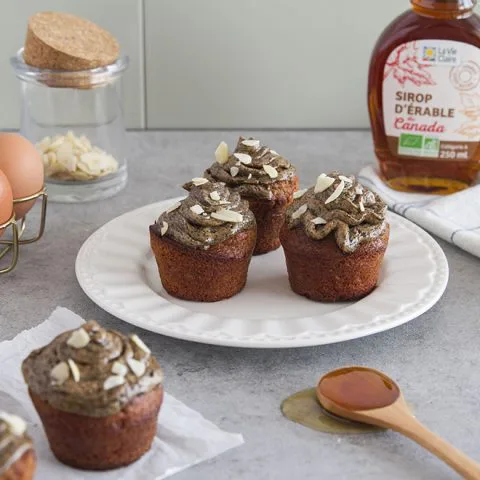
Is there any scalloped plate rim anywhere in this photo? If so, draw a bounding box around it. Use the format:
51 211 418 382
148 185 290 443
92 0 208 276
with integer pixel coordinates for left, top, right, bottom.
75 198 449 348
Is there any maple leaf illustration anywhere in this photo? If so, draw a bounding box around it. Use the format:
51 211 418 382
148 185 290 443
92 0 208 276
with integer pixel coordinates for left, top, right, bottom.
384 43 436 87
456 93 480 137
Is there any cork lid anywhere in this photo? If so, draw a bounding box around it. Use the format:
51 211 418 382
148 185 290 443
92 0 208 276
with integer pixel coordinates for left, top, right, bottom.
23 12 119 72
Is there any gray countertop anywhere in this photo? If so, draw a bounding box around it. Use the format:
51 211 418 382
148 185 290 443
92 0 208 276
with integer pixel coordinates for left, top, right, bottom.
1 131 479 480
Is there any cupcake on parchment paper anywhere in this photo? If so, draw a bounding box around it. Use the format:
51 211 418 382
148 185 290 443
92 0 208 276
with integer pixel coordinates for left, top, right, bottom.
22 321 163 471
150 179 256 302
280 172 389 302
0 412 35 480
205 137 298 255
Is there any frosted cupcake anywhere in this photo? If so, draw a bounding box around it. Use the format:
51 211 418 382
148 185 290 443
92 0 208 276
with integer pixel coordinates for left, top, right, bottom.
205 137 298 254
280 172 389 302
0 412 35 480
22 321 164 470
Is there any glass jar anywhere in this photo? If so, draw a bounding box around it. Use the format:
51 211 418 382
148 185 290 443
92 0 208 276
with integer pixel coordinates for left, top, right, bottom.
11 48 129 203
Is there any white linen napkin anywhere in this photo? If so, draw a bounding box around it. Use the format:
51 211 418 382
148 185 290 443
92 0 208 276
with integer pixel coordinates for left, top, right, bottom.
358 165 480 258
0 307 244 480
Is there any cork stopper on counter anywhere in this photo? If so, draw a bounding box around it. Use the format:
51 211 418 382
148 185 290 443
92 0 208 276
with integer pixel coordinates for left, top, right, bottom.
23 12 119 71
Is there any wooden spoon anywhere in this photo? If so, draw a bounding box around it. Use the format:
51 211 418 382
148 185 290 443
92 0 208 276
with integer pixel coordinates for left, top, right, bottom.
317 366 480 480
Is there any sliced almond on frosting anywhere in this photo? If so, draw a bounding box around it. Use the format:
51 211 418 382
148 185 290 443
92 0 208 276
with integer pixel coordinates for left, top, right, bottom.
103 375 126 391
270 149 279 156
211 209 243 223
0 412 26 436
325 180 345 204
67 328 90 349
127 357 146 377
241 139 260 148
291 204 308 220
263 164 278 179
311 216 327 225
215 141 229 164
166 202 181 213
160 221 168 236
293 189 307 199
248 173 252 180
112 361 128 377
339 175 353 183
230 166 239 177
131 334 151 355
67 359 80 382
359 200 365 212
191 177 209 186
190 204 204 215
210 191 221 201
314 174 335 193
233 153 252 165
51 361 70 384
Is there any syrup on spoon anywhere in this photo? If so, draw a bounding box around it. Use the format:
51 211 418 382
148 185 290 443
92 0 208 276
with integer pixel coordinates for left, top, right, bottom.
317 366 480 480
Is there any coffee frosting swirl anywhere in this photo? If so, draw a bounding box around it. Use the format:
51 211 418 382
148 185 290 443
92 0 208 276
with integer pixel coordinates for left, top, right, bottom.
22 321 163 417
205 137 296 200
285 172 387 253
0 415 32 476
152 180 255 248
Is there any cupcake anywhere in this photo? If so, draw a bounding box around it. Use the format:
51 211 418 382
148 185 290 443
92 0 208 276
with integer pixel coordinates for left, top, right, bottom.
205 137 298 255
280 172 389 302
0 412 35 480
150 180 256 302
22 321 163 470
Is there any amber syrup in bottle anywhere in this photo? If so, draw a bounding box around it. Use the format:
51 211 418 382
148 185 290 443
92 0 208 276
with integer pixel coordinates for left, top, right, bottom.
368 0 480 194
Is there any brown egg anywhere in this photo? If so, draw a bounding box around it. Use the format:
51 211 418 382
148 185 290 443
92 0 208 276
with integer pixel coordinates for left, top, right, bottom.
0 133 44 219
0 169 14 238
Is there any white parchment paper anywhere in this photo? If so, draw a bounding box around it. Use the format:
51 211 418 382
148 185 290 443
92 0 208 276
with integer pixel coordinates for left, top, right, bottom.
0 307 244 479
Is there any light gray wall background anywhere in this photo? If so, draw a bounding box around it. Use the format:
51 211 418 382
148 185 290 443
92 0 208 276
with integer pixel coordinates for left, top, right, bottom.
2 1 478 129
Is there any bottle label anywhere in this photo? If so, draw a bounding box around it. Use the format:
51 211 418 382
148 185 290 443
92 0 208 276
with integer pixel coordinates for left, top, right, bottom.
382 40 480 161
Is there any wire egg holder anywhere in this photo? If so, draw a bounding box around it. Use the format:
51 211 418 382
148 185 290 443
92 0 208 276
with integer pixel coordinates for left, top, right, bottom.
0 187 47 274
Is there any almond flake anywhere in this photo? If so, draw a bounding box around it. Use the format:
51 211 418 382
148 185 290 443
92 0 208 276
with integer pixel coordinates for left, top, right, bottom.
130 334 151 355
355 185 364 195
103 375 125 391
67 328 90 349
248 174 252 179
219 200 231 205
50 361 70 384
190 205 204 215
314 175 335 193
210 191 221 201
112 361 128 376
270 149 279 156
293 189 307 199
311 216 327 225
241 139 260 148
230 166 239 177
325 180 345 204
233 153 252 165
339 175 353 183
67 359 80 382
0 412 26 436
166 202 181 213
127 357 146 377
191 177 208 186
359 200 365 212
263 164 278 179
211 209 243 223
291 204 308 220
160 221 168 236
215 141 229 164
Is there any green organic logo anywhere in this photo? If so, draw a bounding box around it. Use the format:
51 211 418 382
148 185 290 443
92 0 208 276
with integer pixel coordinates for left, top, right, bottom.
399 133 423 150
423 137 440 151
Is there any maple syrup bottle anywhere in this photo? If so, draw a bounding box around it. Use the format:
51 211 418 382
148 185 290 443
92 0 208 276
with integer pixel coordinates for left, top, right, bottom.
368 0 480 194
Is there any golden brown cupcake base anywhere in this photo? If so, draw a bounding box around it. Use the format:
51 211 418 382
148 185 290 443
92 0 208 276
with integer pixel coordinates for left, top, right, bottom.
0 449 36 480
150 227 256 302
30 387 163 471
248 177 298 255
280 225 390 302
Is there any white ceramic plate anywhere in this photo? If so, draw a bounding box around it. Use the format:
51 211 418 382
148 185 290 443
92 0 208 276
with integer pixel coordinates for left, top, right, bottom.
76 198 449 348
